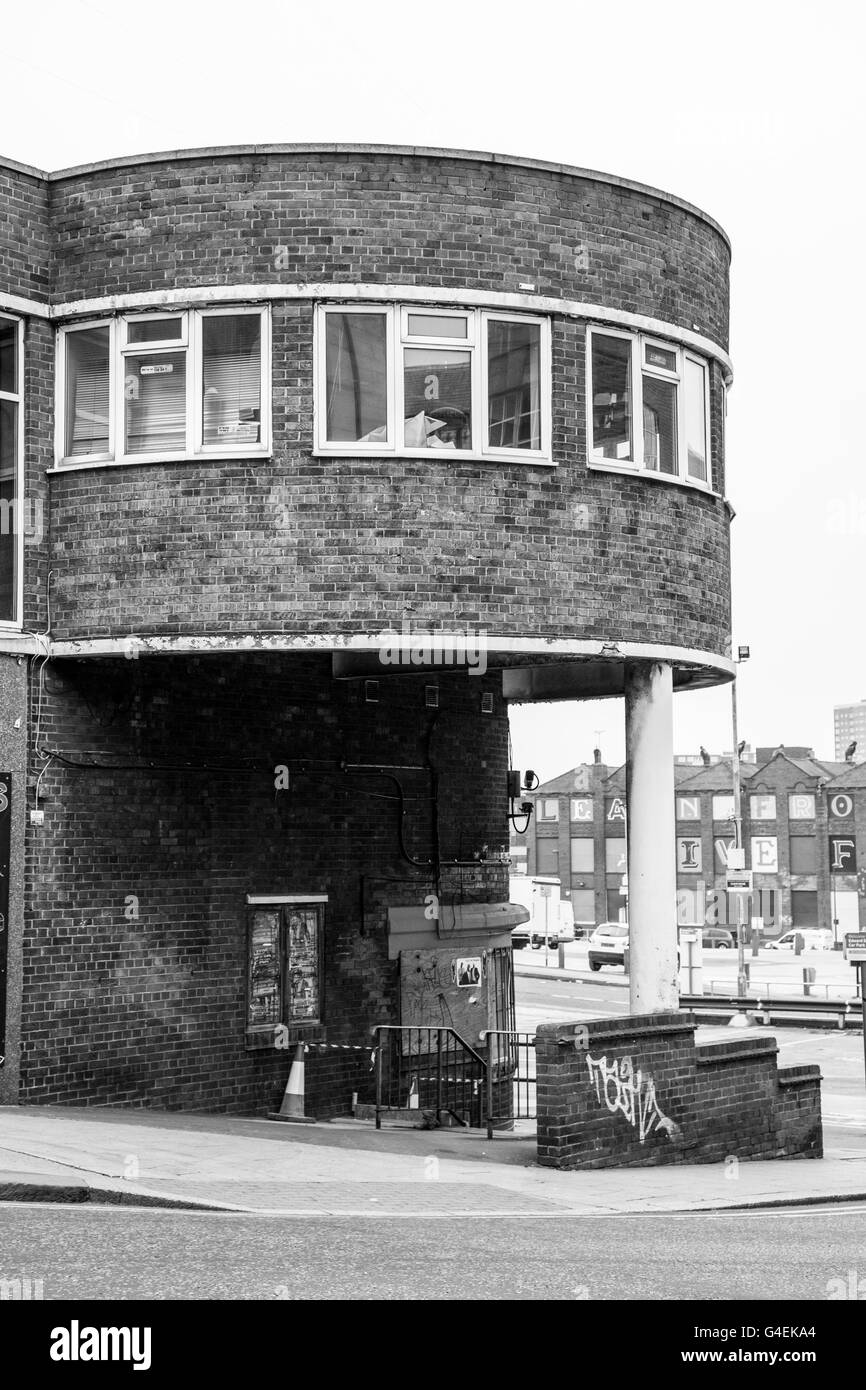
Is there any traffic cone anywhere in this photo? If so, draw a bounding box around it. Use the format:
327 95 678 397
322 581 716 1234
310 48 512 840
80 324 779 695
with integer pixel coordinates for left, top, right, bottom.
407 1075 419 1110
268 1042 314 1123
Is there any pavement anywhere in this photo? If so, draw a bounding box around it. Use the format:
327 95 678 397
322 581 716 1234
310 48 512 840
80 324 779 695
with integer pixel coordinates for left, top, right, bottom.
1 1090 864 1217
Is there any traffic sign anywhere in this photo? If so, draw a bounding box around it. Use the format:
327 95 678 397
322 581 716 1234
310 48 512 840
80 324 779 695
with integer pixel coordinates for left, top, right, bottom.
845 933 866 963
726 869 753 892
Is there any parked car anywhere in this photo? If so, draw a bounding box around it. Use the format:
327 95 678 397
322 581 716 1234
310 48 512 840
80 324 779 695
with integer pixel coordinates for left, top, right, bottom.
766 929 833 951
511 923 531 950
701 927 735 949
588 922 629 970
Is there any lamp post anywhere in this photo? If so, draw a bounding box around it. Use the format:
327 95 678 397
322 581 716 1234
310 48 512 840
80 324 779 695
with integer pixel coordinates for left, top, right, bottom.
731 645 750 998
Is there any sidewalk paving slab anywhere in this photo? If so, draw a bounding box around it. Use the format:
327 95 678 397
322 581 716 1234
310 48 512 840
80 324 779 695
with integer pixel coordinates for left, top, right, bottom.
0 1104 863 1217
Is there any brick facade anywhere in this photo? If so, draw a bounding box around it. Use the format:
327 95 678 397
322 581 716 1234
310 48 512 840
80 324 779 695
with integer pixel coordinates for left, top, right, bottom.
0 144 734 1112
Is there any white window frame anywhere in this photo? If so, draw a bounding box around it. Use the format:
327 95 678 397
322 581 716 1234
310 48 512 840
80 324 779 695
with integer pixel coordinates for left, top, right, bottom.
55 306 271 468
587 326 713 491
314 303 552 463
0 313 24 628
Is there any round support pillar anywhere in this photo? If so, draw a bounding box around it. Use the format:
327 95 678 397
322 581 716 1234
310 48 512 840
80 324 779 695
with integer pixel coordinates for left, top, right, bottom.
625 660 678 1012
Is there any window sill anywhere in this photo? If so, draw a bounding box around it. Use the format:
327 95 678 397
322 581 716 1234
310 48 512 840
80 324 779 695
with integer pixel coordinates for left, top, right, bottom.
48 450 273 475
587 459 721 499
245 1022 325 1052
312 448 556 468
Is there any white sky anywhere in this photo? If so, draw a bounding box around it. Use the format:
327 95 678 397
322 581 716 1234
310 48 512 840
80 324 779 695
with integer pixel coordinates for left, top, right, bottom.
4 0 864 777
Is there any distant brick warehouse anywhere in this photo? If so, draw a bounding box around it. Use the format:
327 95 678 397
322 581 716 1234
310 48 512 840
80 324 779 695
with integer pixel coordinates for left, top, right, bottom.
514 747 866 941
0 144 734 1112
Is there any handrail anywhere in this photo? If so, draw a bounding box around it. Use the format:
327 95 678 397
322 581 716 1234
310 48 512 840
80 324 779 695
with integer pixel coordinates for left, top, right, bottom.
371 1023 487 1068
370 1025 488 1130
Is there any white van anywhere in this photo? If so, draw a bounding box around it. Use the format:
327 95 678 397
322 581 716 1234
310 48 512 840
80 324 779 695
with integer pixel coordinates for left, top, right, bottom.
766 929 832 951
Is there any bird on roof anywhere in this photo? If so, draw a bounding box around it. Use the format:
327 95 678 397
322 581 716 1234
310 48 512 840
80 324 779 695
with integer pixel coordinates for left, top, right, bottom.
845 740 857 761
737 739 746 758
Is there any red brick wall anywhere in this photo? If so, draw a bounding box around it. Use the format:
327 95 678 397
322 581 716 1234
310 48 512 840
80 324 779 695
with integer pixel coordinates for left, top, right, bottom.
20 654 509 1112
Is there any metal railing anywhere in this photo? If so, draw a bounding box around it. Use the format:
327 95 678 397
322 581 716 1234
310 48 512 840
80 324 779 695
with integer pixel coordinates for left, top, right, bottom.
682 992 863 1029
480 1029 536 1140
371 1025 487 1130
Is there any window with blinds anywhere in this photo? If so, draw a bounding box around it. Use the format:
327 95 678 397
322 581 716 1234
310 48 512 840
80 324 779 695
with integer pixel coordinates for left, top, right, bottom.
65 326 111 457
58 308 269 465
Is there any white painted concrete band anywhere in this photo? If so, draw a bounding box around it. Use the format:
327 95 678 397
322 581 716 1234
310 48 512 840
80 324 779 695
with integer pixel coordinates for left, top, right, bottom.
46 631 734 675
1 284 733 382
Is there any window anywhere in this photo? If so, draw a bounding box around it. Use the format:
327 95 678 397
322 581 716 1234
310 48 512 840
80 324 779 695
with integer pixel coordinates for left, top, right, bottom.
588 328 711 487
676 795 701 820
247 899 324 1031
539 799 559 822
536 840 558 875
788 794 815 820
750 795 776 821
791 891 818 927
316 304 550 460
570 838 595 873
571 888 595 924
571 796 594 822
58 307 269 465
712 794 736 821
605 838 627 873
0 315 22 624
789 837 817 874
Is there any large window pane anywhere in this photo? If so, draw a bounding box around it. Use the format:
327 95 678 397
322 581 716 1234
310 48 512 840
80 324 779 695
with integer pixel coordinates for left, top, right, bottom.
570 838 595 873
487 319 540 450
790 837 817 874
0 319 16 395
0 399 17 621
124 351 187 454
685 358 708 480
65 327 111 457
591 334 632 459
403 348 471 449
642 374 678 473
202 314 261 447
325 312 387 443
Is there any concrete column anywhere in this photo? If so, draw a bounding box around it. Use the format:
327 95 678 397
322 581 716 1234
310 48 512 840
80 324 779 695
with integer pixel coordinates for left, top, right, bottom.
625 660 678 1012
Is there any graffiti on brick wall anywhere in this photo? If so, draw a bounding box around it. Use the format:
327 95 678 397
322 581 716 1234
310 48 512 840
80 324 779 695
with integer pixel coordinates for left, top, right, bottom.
585 1053 681 1143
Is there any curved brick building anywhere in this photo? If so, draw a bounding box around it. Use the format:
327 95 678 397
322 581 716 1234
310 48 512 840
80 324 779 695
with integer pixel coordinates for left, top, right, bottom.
0 145 733 1113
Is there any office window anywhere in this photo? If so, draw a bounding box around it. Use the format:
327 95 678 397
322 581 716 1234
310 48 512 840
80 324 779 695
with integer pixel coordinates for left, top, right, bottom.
247 901 323 1030
676 795 701 821
571 796 594 822
538 799 559 822
0 314 22 624
789 837 817 874
571 888 595 924
570 838 595 873
317 304 550 459
789 794 816 820
58 308 269 465
750 795 776 821
605 838 627 873
536 840 558 875
712 794 736 821
791 891 818 927
588 328 712 488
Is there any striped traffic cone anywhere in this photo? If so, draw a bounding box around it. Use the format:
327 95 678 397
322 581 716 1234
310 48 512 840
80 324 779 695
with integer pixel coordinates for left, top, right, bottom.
268 1042 315 1123
407 1075 419 1110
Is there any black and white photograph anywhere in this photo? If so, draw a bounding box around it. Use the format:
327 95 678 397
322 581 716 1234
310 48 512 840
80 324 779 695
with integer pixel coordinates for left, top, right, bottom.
0 0 863 1359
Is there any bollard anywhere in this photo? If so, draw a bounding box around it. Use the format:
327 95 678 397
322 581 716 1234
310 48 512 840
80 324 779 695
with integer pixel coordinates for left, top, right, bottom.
558 943 566 969
803 966 816 997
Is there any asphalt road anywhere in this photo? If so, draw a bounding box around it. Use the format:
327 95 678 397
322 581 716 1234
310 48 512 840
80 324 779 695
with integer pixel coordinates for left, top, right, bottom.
1 1203 864 1300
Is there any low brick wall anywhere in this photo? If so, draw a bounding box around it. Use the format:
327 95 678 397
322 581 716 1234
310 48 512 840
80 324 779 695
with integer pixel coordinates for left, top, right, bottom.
536 1012 822 1169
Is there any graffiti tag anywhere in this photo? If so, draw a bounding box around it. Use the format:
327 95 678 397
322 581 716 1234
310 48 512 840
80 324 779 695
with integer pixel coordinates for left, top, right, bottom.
585 1053 680 1144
